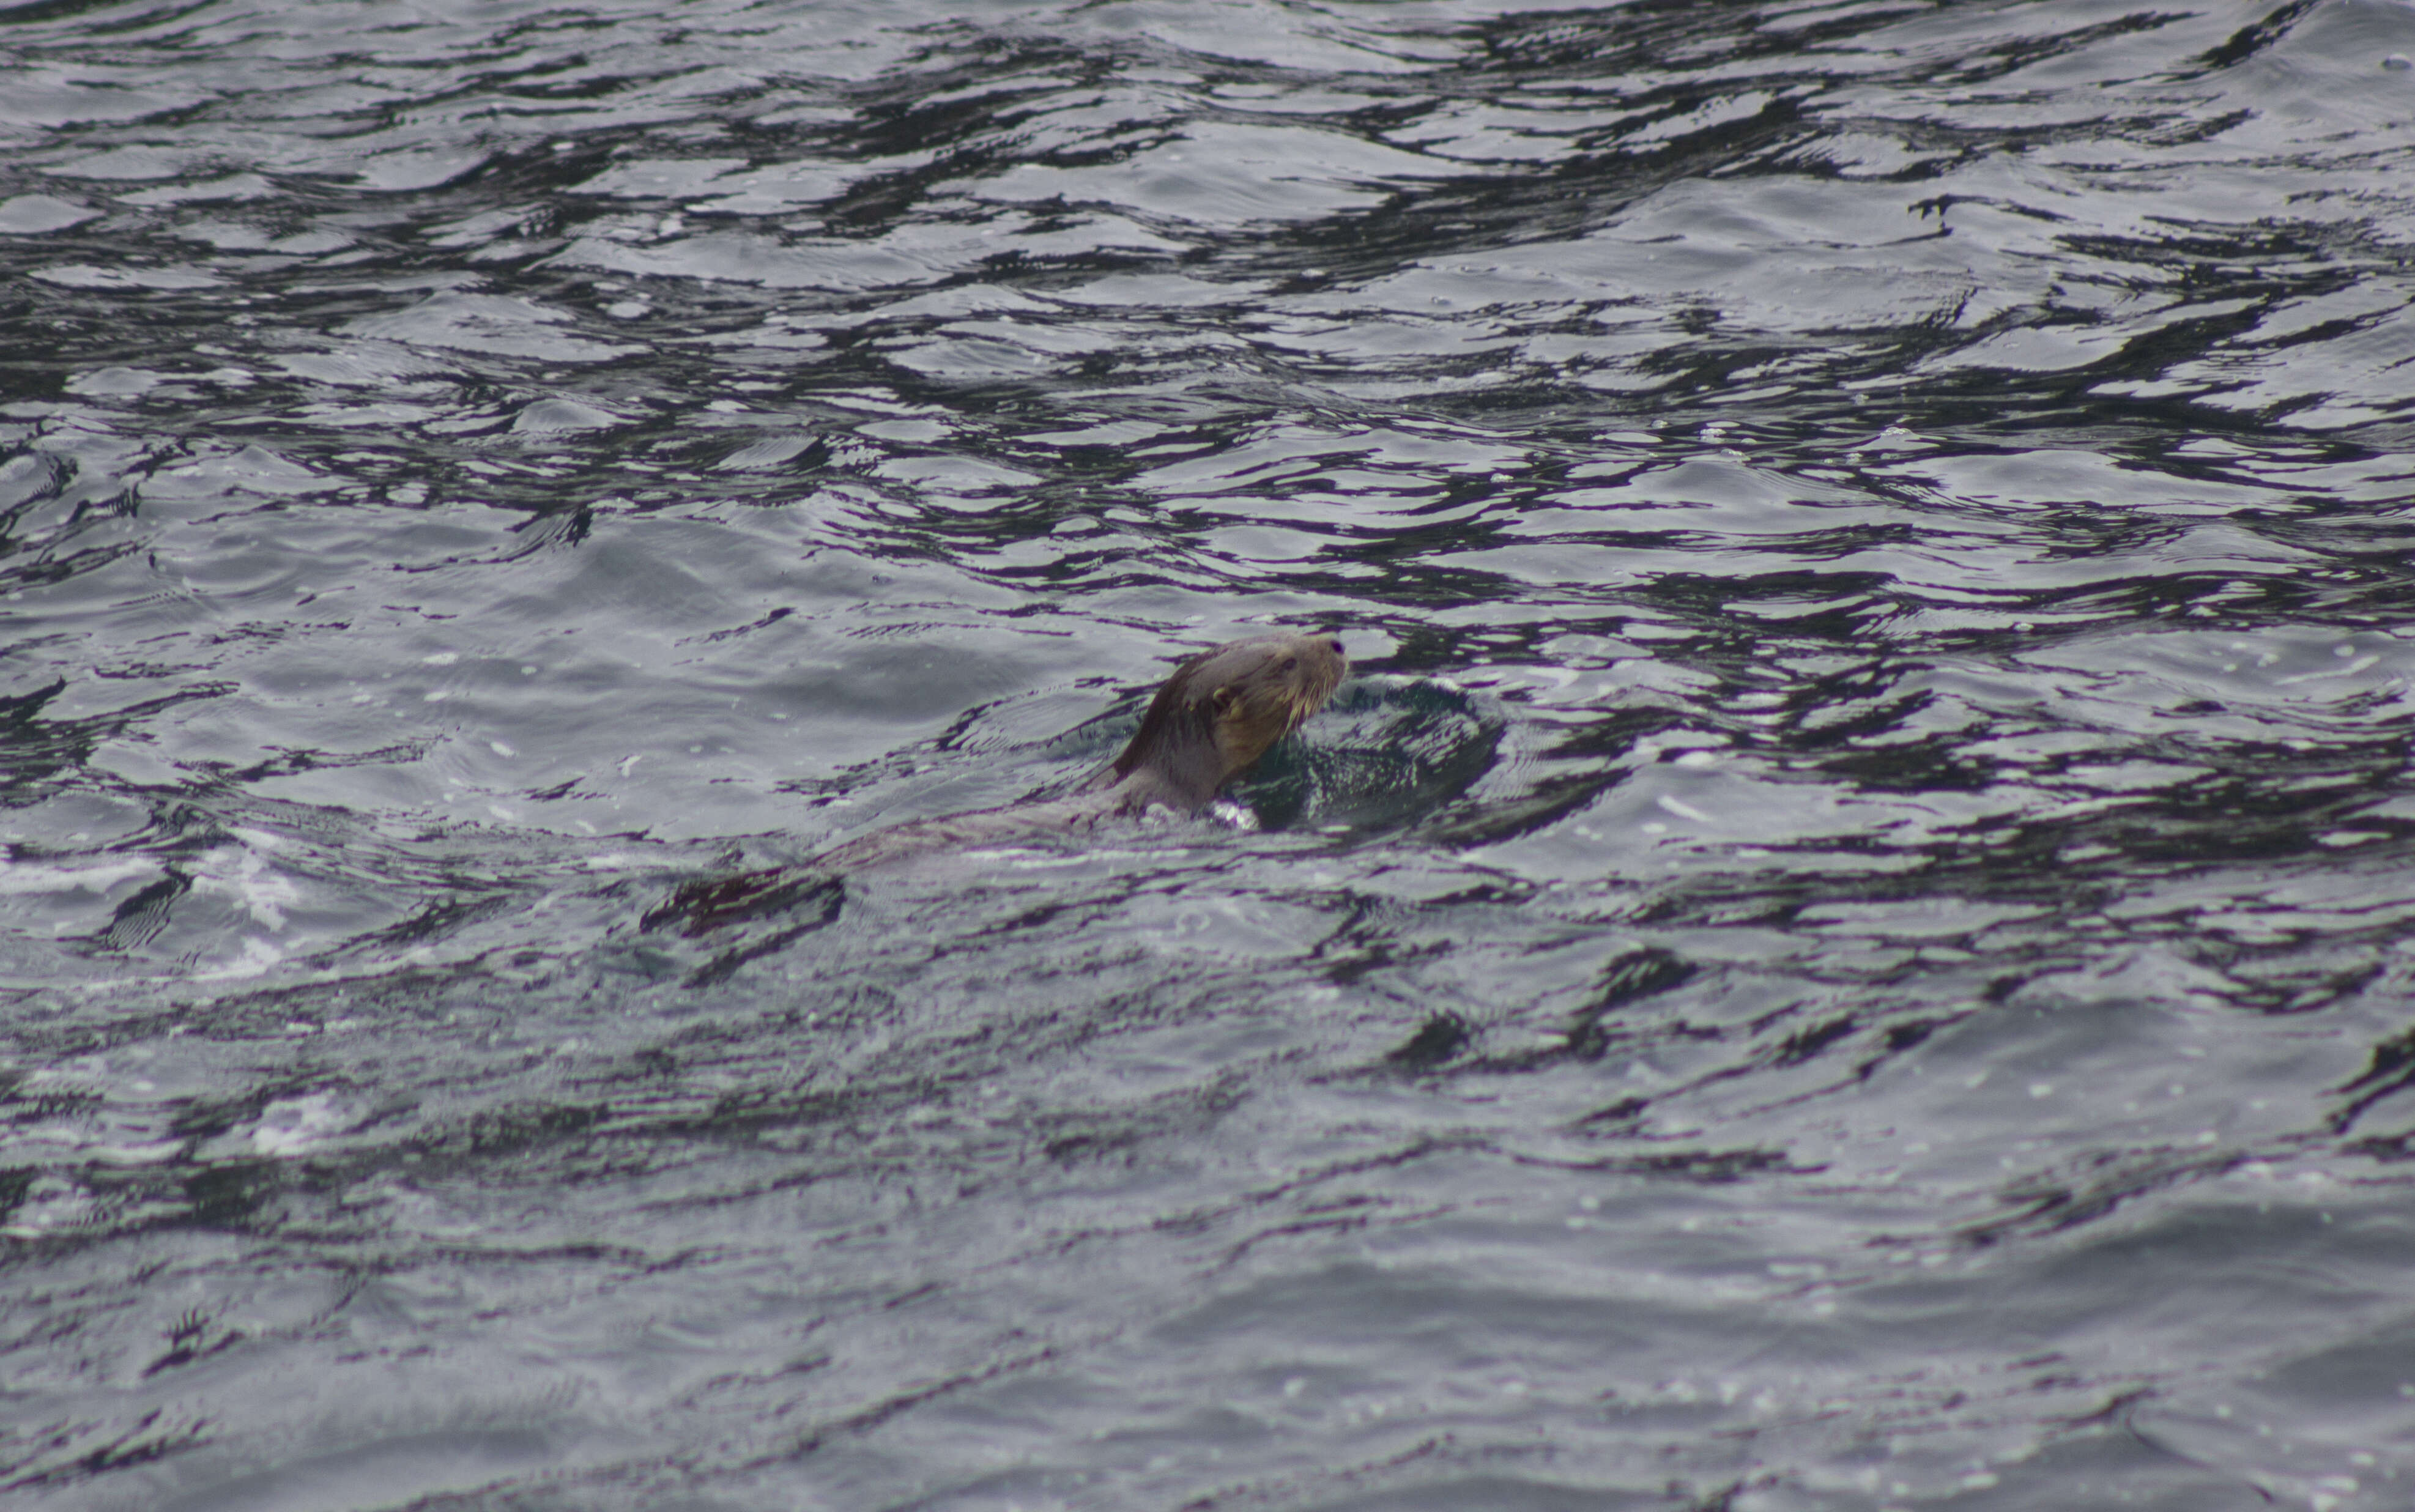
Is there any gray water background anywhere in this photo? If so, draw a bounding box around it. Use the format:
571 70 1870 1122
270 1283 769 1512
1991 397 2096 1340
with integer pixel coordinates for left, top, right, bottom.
5 0 2415 1507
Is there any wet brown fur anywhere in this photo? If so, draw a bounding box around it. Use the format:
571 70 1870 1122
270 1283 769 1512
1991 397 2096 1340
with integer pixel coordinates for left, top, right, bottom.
650 631 1346 936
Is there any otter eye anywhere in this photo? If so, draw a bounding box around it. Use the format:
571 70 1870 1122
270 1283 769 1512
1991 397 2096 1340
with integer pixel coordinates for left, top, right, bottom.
1278 655 1296 671
1327 637 1345 654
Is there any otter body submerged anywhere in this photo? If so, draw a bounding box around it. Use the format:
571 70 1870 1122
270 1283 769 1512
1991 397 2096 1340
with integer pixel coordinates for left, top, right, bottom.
654 631 1346 935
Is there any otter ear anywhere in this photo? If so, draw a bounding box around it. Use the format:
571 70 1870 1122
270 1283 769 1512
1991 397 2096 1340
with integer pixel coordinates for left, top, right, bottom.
1212 685 1237 714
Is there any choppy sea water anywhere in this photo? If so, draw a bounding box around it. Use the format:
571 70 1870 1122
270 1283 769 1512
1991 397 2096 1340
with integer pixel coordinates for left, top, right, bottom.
4 0 2415 1506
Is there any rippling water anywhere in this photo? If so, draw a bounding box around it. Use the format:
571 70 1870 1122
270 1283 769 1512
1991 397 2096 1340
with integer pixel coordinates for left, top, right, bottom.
5 0 2415 1506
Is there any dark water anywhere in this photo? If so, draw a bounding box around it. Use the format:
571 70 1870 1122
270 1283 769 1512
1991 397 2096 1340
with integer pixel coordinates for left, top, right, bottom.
5 0 2415 1506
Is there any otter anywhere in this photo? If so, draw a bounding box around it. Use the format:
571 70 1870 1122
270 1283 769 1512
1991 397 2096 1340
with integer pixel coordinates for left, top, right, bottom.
649 630 1347 936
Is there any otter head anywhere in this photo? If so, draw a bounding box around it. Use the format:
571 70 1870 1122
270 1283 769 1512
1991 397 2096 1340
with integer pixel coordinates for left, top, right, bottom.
1111 631 1348 810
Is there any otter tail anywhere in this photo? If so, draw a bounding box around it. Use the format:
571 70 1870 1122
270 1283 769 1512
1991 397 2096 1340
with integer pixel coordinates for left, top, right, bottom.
643 863 837 937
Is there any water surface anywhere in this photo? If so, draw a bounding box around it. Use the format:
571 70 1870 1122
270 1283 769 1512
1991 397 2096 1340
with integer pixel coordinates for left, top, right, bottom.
5 1 2415 1508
